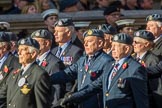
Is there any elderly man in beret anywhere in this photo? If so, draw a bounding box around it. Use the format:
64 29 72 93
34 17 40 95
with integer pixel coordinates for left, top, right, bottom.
132 30 160 108
59 33 149 108
31 29 65 107
146 14 162 60
51 18 83 95
0 37 51 108
0 32 20 86
50 29 114 108
98 24 117 55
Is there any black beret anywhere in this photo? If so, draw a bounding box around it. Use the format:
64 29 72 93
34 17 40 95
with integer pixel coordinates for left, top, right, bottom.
98 24 117 35
6 32 18 41
54 18 74 27
112 33 133 45
18 37 40 50
134 30 155 41
146 14 162 22
83 29 104 38
103 6 120 15
0 32 10 42
31 29 53 40
59 0 79 11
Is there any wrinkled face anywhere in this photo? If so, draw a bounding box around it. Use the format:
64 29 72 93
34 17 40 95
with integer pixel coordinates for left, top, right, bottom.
133 37 148 53
54 26 70 43
18 45 34 66
111 42 130 61
45 15 58 28
103 33 112 48
84 36 103 55
146 21 161 38
27 5 38 14
120 27 135 37
105 12 121 25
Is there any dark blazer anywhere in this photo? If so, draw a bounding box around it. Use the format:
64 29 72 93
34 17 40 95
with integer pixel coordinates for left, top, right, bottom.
150 37 162 60
67 56 149 108
132 51 160 108
51 43 83 92
0 53 21 87
51 43 83 66
5 62 51 108
38 51 65 107
51 50 114 108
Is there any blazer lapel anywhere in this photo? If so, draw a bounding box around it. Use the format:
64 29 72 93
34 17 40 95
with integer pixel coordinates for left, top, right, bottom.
8 63 35 102
108 58 131 91
61 43 72 57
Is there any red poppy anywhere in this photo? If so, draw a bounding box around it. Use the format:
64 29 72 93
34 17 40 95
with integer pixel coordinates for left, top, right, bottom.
141 61 146 67
3 65 9 73
41 60 48 67
91 72 97 78
122 63 128 69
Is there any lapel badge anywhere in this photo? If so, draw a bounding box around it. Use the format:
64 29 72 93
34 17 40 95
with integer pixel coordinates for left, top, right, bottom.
18 77 26 87
117 78 126 88
0 72 3 80
105 92 109 97
35 32 40 37
20 85 31 95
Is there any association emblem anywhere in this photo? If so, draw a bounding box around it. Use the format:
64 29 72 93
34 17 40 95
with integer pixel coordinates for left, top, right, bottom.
18 77 26 87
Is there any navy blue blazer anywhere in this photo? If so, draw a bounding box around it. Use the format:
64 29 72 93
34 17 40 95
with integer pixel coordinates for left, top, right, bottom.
51 50 114 108
68 56 149 108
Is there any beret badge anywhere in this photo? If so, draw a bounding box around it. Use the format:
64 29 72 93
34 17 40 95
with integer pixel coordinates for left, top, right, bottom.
135 32 140 37
58 21 63 25
20 39 25 44
98 25 102 30
87 30 93 35
148 16 153 20
114 35 119 41
35 32 40 37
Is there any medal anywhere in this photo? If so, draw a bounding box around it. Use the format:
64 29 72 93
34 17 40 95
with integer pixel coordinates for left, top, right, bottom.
18 77 26 87
0 74 3 80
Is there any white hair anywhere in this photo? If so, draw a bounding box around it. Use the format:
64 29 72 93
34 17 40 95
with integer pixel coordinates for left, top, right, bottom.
156 21 162 27
28 46 39 54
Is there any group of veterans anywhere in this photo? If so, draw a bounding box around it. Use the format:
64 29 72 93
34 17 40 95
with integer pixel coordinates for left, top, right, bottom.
0 8 162 108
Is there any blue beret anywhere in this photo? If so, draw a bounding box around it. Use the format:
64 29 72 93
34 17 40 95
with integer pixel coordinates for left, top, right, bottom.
59 0 79 11
83 29 104 38
146 14 162 22
31 29 53 40
54 18 74 27
134 30 155 41
18 37 40 50
104 6 120 15
0 32 10 42
98 24 117 35
112 33 133 45
6 32 18 41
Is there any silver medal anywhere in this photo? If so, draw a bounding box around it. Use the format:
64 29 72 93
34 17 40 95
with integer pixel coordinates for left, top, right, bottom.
18 77 26 87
